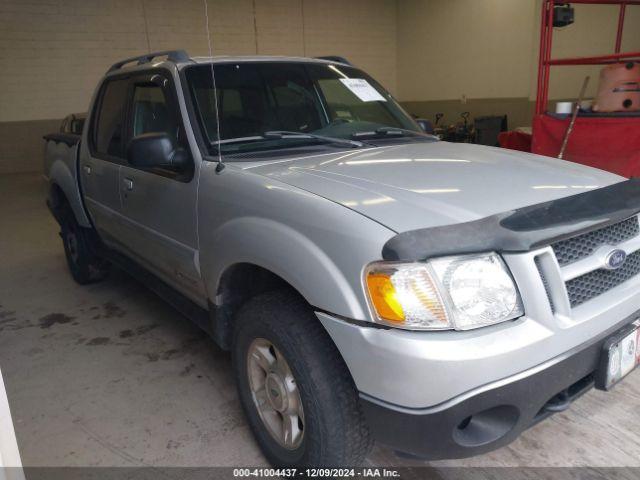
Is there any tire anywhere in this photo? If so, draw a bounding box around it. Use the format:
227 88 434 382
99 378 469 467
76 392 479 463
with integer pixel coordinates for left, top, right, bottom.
60 209 109 285
233 290 373 468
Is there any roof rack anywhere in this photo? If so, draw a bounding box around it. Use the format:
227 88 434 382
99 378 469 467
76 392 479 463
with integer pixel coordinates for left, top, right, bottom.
107 50 190 73
314 56 352 66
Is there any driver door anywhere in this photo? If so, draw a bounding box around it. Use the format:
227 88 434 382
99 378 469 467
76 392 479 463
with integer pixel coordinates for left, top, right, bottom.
117 71 205 304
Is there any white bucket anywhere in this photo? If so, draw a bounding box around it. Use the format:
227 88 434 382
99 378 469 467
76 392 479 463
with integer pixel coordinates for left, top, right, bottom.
555 102 573 114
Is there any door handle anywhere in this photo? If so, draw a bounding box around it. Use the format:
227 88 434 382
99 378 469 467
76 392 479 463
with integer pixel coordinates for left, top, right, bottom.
83 165 91 175
123 178 134 191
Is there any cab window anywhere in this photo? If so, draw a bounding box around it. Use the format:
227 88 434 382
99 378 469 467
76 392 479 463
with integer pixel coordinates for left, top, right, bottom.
127 74 192 179
131 84 178 141
93 78 129 159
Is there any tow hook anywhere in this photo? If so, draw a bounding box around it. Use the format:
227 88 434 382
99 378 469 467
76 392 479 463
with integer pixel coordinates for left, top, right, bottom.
543 389 571 413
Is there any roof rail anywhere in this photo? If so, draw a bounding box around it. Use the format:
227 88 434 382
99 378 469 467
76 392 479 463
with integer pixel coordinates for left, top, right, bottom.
315 56 352 66
107 50 190 73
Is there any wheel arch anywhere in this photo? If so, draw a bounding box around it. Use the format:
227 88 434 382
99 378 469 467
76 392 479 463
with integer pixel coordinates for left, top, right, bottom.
204 217 369 349
210 258 362 350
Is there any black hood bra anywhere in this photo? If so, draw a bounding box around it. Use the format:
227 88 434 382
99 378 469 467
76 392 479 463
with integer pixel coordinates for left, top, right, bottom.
383 178 640 261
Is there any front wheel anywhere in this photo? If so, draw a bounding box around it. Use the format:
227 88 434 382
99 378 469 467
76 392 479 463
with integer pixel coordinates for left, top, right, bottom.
233 291 373 467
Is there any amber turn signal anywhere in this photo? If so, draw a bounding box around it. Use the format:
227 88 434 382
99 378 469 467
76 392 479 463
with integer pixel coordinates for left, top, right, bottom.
365 272 405 323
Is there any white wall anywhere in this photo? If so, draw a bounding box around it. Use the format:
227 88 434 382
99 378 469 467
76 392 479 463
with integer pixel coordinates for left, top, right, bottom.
1 0 639 173
397 0 538 102
0 0 396 173
396 0 640 103
0 0 397 123
0 368 24 478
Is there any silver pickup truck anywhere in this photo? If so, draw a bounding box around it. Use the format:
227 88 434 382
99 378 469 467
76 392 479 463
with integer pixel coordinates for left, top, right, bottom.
44 50 640 467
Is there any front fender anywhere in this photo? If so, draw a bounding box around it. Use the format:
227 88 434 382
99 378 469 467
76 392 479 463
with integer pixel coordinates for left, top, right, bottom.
206 217 367 320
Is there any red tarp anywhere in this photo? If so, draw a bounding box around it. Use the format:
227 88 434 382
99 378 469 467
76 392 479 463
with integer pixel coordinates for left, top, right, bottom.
531 114 640 178
498 130 532 152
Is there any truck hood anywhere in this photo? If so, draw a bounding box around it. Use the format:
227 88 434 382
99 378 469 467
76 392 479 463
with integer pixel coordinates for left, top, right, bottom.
242 142 624 232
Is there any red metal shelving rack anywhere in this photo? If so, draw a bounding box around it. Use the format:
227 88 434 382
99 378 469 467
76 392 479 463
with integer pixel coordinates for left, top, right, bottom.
527 0 640 178
535 0 640 115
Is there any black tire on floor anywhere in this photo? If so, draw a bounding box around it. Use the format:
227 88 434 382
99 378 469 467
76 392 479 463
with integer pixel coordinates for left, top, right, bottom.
233 290 373 468
60 209 109 285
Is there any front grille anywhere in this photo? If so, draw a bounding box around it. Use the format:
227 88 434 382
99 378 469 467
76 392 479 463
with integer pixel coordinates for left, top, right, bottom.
552 216 639 267
565 250 640 307
535 256 555 312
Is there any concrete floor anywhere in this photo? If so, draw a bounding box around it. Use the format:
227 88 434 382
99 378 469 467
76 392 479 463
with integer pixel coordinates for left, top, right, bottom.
1 173 640 468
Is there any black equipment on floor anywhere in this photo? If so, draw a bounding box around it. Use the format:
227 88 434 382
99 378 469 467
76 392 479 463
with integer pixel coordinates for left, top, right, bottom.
474 115 508 146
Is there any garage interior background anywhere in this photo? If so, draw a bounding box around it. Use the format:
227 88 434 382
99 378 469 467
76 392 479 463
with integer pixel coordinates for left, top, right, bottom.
1 0 639 175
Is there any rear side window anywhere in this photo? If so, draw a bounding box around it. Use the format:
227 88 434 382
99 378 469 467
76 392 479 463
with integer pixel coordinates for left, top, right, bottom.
93 79 129 158
69 117 85 135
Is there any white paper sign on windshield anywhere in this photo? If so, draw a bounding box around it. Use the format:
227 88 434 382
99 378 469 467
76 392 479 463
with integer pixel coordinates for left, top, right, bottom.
339 78 387 102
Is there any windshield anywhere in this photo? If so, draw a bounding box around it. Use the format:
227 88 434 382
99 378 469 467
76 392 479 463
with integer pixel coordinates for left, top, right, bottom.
185 62 423 155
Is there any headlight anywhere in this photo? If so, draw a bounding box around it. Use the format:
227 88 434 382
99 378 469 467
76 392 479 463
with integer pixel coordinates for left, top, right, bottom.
364 253 523 330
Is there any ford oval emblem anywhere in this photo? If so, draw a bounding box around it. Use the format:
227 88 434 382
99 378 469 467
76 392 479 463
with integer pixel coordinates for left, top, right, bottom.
605 249 627 270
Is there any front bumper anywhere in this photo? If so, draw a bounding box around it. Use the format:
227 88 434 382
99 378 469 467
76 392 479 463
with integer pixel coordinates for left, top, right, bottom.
316 274 640 409
359 316 637 460
360 338 597 459
368 316 636 460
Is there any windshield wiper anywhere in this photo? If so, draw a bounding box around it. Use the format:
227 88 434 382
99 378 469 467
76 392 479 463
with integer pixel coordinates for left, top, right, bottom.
214 131 364 151
262 131 364 148
350 127 422 140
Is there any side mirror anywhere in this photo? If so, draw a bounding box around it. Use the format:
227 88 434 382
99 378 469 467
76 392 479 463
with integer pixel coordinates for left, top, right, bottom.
126 133 189 171
416 118 434 134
